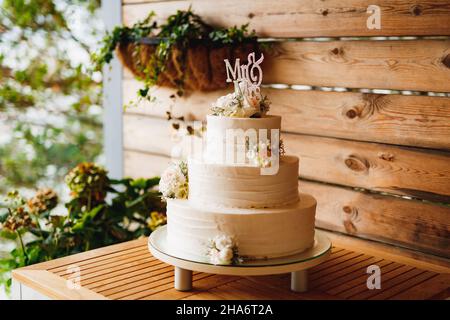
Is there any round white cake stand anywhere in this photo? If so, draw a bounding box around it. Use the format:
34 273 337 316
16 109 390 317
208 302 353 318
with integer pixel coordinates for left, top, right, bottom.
148 226 331 293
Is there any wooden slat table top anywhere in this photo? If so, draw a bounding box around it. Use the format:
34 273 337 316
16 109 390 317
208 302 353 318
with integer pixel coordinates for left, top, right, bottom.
12 237 450 300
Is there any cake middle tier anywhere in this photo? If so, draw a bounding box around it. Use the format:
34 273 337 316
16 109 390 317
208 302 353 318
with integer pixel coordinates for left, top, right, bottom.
188 155 300 208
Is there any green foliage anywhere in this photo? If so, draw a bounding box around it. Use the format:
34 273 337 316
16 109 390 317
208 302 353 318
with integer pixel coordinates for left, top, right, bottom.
0 0 103 193
91 12 157 68
93 8 256 102
209 24 254 44
0 162 166 294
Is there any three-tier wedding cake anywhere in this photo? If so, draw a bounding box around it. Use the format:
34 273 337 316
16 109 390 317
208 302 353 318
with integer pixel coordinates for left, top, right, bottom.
159 53 317 265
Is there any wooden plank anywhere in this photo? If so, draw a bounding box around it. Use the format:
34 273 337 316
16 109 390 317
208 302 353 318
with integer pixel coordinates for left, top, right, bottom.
122 115 450 203
12 238 449 300
313 259 391 291
86 264 172 290
104 271 194 299
389 273 450 299
99 267 176 297
48 247 149 273
244 275 341 300
303 181 450 258
72 257 160 283
55 252 155 277
209 283 272 300
272 90 450 150
321 229 450 272
310 251 361 274
123 0 450 37
124 149 170 178
141 274 241 300
80 260 163 286
368 271 437 300
124 79 450 150
325 262 405 296
12 270 108 300
310 254 375 281
90 265 173 292
348 267 427 299
120 273 218 300
231 278 309 300
21 237 148 271
264 40 450 92
287 134 450 203
182 291 224 300
122 40 450 92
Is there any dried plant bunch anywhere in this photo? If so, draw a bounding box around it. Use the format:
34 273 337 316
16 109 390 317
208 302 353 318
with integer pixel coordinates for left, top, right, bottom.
65 162 110 206
27 188 58 216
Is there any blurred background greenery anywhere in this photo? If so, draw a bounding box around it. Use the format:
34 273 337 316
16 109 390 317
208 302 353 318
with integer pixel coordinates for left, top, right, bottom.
0 0 140 297
0 0 103 196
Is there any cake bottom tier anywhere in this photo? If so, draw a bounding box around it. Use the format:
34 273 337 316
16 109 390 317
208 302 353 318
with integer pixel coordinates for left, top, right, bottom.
166 193 316 261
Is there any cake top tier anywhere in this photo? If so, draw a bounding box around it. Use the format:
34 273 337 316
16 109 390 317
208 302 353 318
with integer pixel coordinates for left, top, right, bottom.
209 52 271 118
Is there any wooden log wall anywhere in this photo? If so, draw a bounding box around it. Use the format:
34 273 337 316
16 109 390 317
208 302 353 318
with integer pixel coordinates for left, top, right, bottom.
120 0 450 259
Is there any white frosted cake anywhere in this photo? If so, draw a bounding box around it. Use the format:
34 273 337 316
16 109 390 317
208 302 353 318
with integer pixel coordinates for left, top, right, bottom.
159 53 316 264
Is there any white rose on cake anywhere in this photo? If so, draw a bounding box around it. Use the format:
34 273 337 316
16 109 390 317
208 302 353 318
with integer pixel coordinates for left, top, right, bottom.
159 161 188 200
210 80 270 118
218 248 234 264
215 234 234 251
208 248 221 265
207 234 238 265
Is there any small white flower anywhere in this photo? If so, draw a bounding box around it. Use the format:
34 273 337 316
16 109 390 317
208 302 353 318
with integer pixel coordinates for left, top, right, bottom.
159 161 188 200
207 234 238 265
262 159 271 167
218 248 234 264
246 149 256 160
215 235 234 251
208 248 221 265
210 80 269 118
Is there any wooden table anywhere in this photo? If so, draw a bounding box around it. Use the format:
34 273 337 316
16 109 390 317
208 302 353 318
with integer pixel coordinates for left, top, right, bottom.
12 236 450 300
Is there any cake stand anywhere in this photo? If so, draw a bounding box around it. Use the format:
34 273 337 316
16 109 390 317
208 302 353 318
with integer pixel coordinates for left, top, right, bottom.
148 226 331 293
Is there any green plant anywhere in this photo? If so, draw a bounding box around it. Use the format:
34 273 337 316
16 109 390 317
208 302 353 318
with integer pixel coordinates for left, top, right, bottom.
91 12 157 69
0 162 166 294
92 9 257 104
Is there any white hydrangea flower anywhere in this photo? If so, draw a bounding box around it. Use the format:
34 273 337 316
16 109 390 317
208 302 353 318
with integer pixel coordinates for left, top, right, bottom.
218 248 234 264
207 234 238 265
210 80 270 118
208 248 221 265
159 161 188 200
214 234 234 251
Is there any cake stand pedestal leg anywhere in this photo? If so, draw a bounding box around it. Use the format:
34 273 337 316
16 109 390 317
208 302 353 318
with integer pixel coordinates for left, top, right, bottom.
174 267 192 291
291 270 308 292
